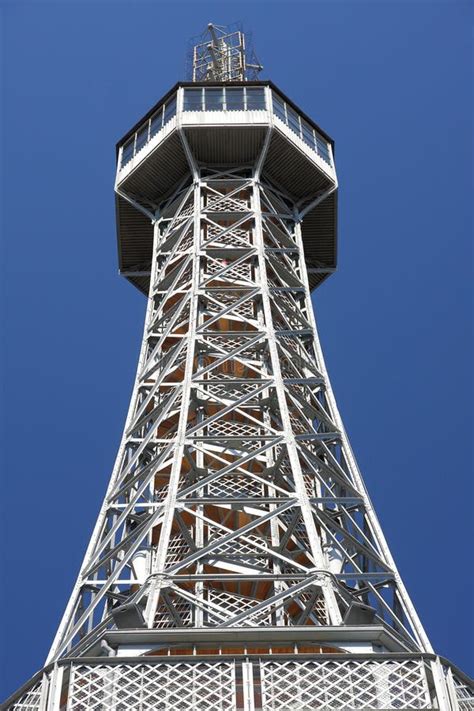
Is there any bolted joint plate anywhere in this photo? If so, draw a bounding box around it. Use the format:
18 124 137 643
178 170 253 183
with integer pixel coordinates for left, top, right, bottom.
115 81 337 295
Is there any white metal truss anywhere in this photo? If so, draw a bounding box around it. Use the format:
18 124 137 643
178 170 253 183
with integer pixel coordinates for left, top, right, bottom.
4 22 473 711
46 158 432 664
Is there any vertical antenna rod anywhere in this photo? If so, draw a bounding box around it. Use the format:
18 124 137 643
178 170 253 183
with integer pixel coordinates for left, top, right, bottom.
190 22 263 82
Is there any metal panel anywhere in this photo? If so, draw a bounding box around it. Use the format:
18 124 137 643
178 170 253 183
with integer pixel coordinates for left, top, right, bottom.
7 656 472 710
66 661 237 710
184 126 268 165
259 658 433 710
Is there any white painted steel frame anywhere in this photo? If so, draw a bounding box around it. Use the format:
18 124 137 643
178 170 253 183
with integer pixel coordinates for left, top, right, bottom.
47 131 430 663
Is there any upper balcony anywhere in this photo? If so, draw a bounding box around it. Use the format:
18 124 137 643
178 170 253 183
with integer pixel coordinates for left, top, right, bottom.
115 81 337 294
117 83 335 184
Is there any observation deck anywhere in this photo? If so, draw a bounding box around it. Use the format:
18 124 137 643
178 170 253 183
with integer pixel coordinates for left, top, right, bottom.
115 81 337 294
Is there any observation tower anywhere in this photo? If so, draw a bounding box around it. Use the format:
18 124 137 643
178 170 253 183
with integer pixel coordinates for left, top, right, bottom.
4 23 473 711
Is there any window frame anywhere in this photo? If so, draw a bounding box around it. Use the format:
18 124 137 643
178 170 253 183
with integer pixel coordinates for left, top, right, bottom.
150 106 164 138
163 96 177 125
225 87 245 111
203 87 225 111
245 87 266 111
271 90 332 164
183 86 268 112
183 88 204 112
135 123 150 154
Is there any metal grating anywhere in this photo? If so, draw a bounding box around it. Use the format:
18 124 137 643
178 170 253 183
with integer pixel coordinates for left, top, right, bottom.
67 661 236 711
8 680 43 710
259 658 433 710
452 674 474 711
5 656 474 710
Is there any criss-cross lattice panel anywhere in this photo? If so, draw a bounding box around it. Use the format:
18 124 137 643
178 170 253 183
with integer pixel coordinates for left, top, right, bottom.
452 674 474 711
164 532 190 566
206 258 253 283
207 472 264 498
154 592 192 628
297 588 328 625
203 222 251 248
205 586 274 626
67 661 237 711
259 658 433 710
8 680 43 711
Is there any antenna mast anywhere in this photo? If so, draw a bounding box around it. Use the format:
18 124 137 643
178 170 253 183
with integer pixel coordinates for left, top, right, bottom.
191 22 263 82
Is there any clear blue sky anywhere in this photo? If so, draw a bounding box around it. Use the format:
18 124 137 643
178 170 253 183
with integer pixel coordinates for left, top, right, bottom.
1 0 472 699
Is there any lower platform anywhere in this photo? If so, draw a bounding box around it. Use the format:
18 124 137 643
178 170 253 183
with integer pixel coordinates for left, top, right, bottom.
4 652 473 710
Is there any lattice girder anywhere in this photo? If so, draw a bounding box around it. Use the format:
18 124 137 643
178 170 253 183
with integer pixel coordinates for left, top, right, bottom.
47 163 430 663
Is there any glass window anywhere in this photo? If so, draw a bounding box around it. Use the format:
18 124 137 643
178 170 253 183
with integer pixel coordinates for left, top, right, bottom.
286 107 301 137
150 107 163 137
316 135 330 163
183 89 203 111
246 87 266 110
226 88 244 111
135 124 149 153
204 88 224 111
272 93 286 123
301 120 316 151
163 96 176 125
121 138 134 167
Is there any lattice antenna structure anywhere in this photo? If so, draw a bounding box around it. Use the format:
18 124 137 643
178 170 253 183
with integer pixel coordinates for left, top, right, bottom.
188 22 263 82
4 26 473 711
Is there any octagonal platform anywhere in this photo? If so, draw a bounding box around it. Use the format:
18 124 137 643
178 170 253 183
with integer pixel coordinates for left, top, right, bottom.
115 81 337 294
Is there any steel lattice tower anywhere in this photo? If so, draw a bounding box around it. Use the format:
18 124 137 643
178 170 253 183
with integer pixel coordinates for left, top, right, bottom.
4 23 473 711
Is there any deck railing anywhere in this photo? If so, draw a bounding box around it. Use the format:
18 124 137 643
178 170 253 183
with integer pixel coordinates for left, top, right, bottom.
117 86 333 172
4 653 473 711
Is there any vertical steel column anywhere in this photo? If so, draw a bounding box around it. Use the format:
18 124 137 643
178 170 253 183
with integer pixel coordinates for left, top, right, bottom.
293 211 433 652
252 177 342 625
144 178 201 625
